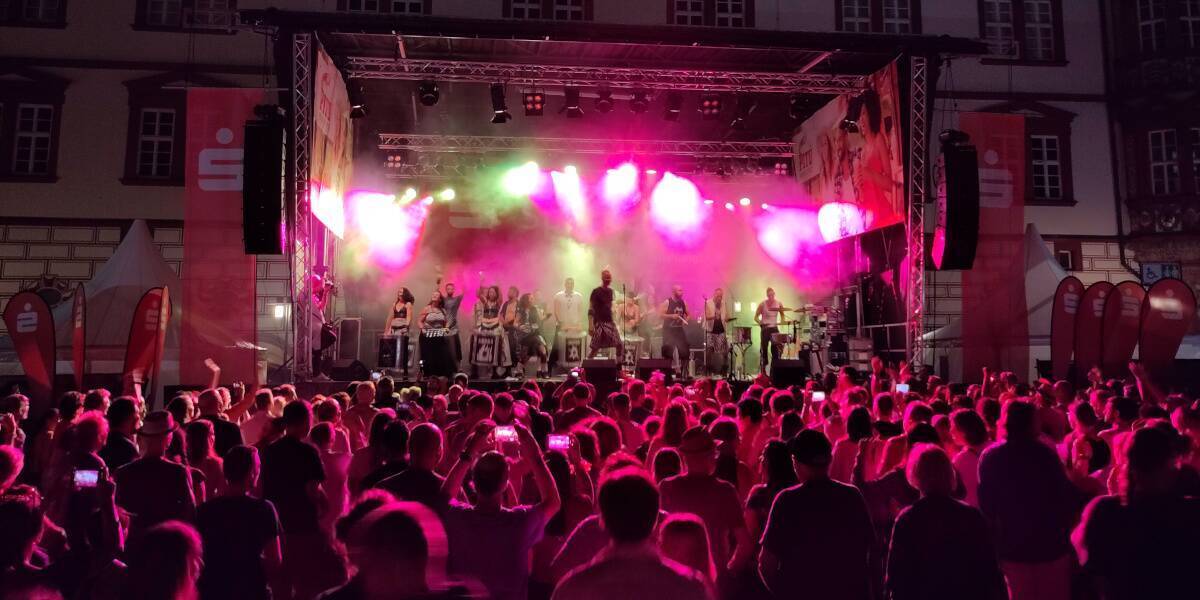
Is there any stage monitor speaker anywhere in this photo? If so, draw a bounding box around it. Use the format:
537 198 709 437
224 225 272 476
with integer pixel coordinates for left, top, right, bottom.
581 358 620 404
933 135 980 270
330 359 371 382
771 359 810 387
243 109 285 255
636 358 674 386
336 318 362 361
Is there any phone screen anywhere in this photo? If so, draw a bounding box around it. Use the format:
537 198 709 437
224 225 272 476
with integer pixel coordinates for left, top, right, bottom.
812 391 826 402
494 426 518 444
371 372 382 382
74 469 99 489
548 434 571 450
896 383 910 394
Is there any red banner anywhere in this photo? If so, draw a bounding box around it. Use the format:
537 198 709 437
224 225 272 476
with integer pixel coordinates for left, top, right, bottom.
123 287 171 395
1050 276 1083 380
1100 281 1145 377
958 112 1028 378
71 283 86 390
1139 278 1197 378
2 292 56 410
183 88 263 386
1074 281 1114 378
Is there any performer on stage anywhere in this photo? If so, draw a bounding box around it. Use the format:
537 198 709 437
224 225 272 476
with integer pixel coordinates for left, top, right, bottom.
550 277 584 371
501 286 521 368
754 287 787 372
383 287 415 373
517 291 549 377
660 284 691 377
437 277 464 368
311 274 337 379
704 287 731 375
473 285 512 377
417 290 454 378
622 293 642 335
588 269 624 361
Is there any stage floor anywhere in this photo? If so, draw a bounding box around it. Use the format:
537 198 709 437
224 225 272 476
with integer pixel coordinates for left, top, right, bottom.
297 374 757 400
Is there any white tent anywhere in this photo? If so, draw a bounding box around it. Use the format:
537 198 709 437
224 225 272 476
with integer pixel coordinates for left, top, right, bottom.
922 223 1067 380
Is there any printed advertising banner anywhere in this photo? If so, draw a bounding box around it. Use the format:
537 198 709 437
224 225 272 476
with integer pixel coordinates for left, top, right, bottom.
1100 281 1145 377
311 43 352 239
2 291 56 410
123 287 171 396
1139 278 1197 378
1074 281 1114 378
71 283 86 390
1050 276 1083 380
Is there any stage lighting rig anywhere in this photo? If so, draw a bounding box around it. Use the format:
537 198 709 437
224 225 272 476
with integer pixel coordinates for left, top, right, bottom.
664 92 683 121
595 89 614 114
699 94 722 119
348 78 368 119
523 90 545 116
729 94 757 130
490 83 511 124
562 87 584 118
417 80 440 106
630 90 650 113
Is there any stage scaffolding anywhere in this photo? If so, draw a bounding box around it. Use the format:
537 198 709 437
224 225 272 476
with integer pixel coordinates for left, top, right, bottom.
291 32 314 380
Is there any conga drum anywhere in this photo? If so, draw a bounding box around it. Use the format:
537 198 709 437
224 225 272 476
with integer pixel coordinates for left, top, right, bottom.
470 332 500 367
622 335 644 369
562 332 586 370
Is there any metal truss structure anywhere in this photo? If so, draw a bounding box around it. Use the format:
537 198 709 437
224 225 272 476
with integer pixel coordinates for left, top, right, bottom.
906 55 929 367
347 57 866 94
290 32 314 380
377 133 794 158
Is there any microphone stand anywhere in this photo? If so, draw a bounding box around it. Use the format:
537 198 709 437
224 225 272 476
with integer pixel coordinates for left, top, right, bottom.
701 294 707 380
621 283 627 367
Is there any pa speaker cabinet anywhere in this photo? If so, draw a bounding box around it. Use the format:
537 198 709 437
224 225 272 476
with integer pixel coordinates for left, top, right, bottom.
581 358 620 403
329 359 371 382
933 142 980 270
336 318 362 361
771 359 810 387
636 358 674 386
243 113 285 255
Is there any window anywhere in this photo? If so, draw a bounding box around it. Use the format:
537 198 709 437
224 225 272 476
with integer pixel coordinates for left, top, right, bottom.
670 0 752 26
553 0 585 20
136 109 176 178
1149 129 1180 195
391 0 422 12
882 0 912 33
22 0 59 22
1185 0 1200 49
13 104 53 175
187 0 232 28
1 0 66 25
509 0 542 18
1055 249 1075 271
978 0 1063 62
673 0 704 25
715 0 746 27
1030 135 1063 201
840 0 871 32
1137 0 1166 52
341 0 381 10
143 0 181 26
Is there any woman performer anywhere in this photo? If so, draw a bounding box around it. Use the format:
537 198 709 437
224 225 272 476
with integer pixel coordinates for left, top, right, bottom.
473 285 512 378
517 292 549 377
417 290 454 379
383 287 416 373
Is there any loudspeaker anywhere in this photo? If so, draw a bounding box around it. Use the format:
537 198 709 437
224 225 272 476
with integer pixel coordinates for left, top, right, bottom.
636 358 674 385
932 135 980 270
581 358 619 404
329 359 371 382
336 318 362 361
771 359 810 387
243 110 285 255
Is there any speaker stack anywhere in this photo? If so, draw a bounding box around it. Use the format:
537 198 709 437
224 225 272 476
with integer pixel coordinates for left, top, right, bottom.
242 105 285 255
932 130 980 270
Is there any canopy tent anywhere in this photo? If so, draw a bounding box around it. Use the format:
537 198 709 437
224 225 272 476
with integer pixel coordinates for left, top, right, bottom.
922 223 1067 380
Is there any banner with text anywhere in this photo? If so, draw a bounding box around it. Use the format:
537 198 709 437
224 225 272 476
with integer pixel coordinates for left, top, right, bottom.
2 291 56 411
1100 280 1145 377
123 287 171 403
959 112 1028 377
1050 276 1083 380
183 88 263 386
1074 281 1113 379
311 43 352 238
1139 278 1197 379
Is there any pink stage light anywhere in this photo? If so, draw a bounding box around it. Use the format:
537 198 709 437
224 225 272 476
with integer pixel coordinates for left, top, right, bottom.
349 191 428 267
817 202 868 243
650 172 708 245
310 182 346 238
755 208 822 267
601 162 639 210
551 166 589 226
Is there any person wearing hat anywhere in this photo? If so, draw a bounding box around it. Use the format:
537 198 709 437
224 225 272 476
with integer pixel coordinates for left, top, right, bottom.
659 426 753 578
758 429 873 600
115 410 196 540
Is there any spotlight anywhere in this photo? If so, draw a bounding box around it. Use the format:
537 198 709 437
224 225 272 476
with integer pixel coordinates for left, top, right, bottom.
664 92 683 121
739 197 751 207
730 94 757 130
501 161 541 196
437 188 456 201
348 78 368 119
630 90 650 113
724 202 736 212
523 90 545 116
402 187 417 203
699 94 722 119
840 94 863 132
490 83 511 124
562 87 584 118
417 80 439 106
595 89 614 114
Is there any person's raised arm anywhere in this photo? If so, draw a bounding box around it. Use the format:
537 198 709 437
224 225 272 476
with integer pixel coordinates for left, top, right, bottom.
517 422 561 520
1129 361 1165 405
225 382 256 422
204 358 221 390
441 421 494 502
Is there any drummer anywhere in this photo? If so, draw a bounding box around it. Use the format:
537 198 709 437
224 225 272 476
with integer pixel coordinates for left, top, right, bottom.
704 287 731 375
621 293 645 364
418 290 454 378
754 287 788 373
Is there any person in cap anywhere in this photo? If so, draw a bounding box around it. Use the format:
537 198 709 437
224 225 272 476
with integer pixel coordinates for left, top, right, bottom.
659 426 753 577
115 410 197 540
758 429 873 600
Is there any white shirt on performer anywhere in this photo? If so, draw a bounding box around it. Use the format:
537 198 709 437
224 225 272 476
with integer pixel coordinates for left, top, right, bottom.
553 290 584 330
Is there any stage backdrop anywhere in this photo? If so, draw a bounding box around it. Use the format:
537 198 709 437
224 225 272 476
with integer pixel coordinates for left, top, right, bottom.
182 88 264 386
311 42 352 239
958 112 1028 379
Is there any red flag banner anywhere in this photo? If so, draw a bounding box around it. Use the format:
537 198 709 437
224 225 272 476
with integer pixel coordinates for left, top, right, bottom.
958 112 1028 377
123 287 171 396
71 283 86 390
2 291 56 410
183 88 263 386
1139 278 1197 378
1100 281 1145 377
1074 281 1114 378
1050 276 1083 380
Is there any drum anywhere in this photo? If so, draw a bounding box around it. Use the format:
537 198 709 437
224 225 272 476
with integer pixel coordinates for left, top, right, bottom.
422 328 450 338
621 335 644 368
378 335 402 369
771 332 794 345
561 332 586 369
470 333 500 367
733 326 753 345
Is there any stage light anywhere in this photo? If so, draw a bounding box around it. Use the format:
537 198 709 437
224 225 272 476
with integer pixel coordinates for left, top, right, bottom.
724 202 736 212
761 203 773 211
595 89 614 113
699 94 722 119
401 187 417 203
749 302 757 313
630 90 649 113
490 83 511 124
602 162 639 209
421 196 435 206
703 199 714 205
523 90 545 116
349 191 429 268
664 92 683 121
840 94 863 133
729 94 757 129
273 304 286 319
650 173 707 244
562 87 584 118
774 160 791 176
645 169 657 175
734 301 742 313
501 161 541 196
417 80 440 106
438 188 456 201
817 202 868 243
348 79 368 119
552 167 588 225
739 197 751 207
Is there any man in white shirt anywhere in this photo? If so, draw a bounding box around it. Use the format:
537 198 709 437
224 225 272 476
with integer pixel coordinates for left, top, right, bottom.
550 277 583 372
